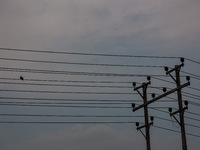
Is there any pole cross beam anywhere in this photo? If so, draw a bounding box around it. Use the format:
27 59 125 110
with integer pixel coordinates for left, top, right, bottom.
132 82 190 112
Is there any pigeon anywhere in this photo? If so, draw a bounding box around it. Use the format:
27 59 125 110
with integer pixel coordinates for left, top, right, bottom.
20 76 24 80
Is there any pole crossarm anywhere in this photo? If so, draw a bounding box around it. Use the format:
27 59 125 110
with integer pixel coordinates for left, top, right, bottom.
170 106 188 116
137 122 153 131
166 63 184 75
132 82 190 112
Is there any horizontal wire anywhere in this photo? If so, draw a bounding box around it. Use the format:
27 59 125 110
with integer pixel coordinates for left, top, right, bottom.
186 111 200 117
185 116 200 122
0 48 180 59
0 121 136 124
0 67 166 77
185 58 200 65
152 108 200 123
0 89 138 94
0 113 199 130
0 57 165 68
0 101 132 105
1 112 199 129
0 119 199 137
0 77 133 84
153 125 200 138
155 116 200 129
151 76 175 84
0 103 131 108
0 81 175 90
0 113 142 118
0 96 177 103
0 81 132 89
182 93 200 101
181 70 200 78
188 86 200 92
0 103 174 109
0 112 199 128
0 96 134 102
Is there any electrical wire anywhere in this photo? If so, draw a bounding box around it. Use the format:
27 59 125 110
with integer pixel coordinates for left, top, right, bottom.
153 125 200 138
0 89 138 95
0 121 136 124
0 67 167 77
0 48 180 59
0 103 131 108
185 58 200 65
0 101 132 105
0 81 132 89
0 57 165 68
0 113 143 118
0 77 134 84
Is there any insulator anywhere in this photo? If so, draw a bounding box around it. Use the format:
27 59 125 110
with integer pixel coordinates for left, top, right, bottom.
180 57 184 63
132 103 135 108
150 116 154 121
136 122 139 127
168 107 172 113
164 67 168 72
184 101 188 106
186 76 190 81
147 76 151 81
163 87 167 92
132 82 136 87
151 93 155 98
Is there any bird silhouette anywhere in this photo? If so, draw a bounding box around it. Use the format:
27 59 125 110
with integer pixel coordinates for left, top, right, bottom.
20 76 24 80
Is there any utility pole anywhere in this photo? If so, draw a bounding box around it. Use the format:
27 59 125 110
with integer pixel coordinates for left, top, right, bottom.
132 76 153 150
132 58 190 150
166 58 190 150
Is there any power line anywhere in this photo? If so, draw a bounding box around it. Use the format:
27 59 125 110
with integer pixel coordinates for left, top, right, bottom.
155 116 200 129
0 113 143 118
0 77 133 84
185 58 200 65
153 125 200 138
0 119 199 138
0 96 134 102
0 67 166 77
0 89 139 95
0 57 165 68
0 96 177 103
152 76 200 92
181 70 200 78
0 121 136 124
0 101 132 105
0 81 132 89
0 48 180 59
0 103 131 108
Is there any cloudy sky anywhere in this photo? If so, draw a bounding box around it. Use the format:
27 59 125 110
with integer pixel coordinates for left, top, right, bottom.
0 0 200 150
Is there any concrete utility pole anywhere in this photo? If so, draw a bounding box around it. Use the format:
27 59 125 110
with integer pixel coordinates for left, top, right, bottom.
166 58 190 150
132 77 153 150
132 58 190 150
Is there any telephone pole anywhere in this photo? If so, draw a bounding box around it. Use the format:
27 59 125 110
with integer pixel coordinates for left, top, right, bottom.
132 58 190 150
132 77 153 150
166 58 190 150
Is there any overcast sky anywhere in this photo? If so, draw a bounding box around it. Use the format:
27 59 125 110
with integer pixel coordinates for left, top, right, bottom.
0 0 200 150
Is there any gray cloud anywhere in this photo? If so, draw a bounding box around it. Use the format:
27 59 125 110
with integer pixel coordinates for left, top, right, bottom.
1 125 198 150
0 0 199 55
1 125 144 150
2 125 194 150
